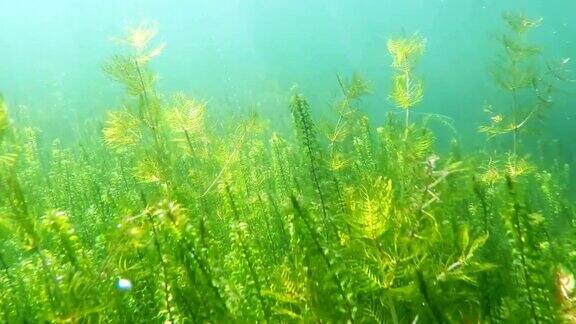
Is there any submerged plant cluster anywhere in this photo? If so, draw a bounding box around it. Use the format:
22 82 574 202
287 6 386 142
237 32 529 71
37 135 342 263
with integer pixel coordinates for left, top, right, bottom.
0 12 574 323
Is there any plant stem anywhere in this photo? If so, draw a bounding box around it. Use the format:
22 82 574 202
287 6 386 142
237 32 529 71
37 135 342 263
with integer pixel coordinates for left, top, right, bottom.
506 175 539 323
512 89 518 163
405 108 410 140
405 71 411 141
416 270 444 324
147 212 175 324
290 195 354 322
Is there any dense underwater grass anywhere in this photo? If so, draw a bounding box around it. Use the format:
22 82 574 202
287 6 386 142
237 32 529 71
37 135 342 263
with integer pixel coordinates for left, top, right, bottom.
0 10 575 323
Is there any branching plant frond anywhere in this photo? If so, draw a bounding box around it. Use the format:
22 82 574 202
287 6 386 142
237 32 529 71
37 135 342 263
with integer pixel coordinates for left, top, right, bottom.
103 110 142 153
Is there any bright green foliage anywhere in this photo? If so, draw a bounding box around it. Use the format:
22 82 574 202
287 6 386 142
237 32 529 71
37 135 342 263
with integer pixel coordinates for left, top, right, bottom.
103 110 143 154
387 35 425 107
346 177 393 241
0 96 17 169
0 94 8 140
166 92 206 155
0 13 574 324
387 34 426 140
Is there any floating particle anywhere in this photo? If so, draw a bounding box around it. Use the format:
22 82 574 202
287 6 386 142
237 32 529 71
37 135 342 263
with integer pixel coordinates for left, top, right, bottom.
116 278 133 292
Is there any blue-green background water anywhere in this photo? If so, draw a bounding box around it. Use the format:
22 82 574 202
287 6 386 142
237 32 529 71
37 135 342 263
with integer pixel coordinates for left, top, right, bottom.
0 0 574 163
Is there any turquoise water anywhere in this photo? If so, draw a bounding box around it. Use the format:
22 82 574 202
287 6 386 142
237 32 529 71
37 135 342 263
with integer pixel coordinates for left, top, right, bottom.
1 1 574 149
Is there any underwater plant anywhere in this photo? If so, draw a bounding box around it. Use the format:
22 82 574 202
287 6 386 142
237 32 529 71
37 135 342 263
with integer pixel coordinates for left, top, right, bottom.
387 34 425 138
0 95 7 139
472 11 576 323
0 95 17 168
480 12 570 163
0 9 573 324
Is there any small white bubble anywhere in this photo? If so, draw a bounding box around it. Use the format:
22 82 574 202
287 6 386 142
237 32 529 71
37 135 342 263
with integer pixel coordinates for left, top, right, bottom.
116 278 133 292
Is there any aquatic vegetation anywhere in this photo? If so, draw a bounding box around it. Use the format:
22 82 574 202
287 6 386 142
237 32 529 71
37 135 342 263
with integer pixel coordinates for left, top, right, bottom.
480 12 568 160
476 15 574 321
0 95 8 139
387 34 425 137
103 110 142 153
0 10 574 324
0 95 17 168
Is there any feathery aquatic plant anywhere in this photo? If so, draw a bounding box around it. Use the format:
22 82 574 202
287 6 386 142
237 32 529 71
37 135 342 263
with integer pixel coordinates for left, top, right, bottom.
0 12 574 323
480 12 569 161
387 34 425 137
0 95 8 141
